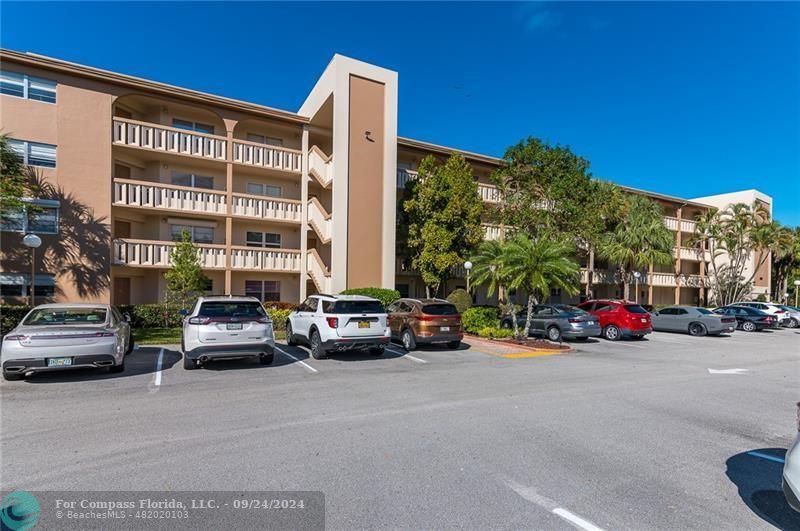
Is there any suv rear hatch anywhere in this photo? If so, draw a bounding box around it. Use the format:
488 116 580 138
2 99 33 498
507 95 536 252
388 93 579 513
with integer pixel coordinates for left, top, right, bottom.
324 300 387 338
419 303 461 334
193 301 272 344
622 304 651 330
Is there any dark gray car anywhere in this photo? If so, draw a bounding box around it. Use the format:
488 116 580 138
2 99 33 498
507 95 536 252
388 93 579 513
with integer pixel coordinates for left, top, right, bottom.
500 304 602 341
651 306 736 336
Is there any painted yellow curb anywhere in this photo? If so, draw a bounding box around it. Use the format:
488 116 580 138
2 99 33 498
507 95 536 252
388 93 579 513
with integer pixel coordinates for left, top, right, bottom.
500 350 568 359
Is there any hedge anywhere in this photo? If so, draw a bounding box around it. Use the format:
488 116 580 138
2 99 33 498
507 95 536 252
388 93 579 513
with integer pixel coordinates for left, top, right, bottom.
461 306 500 334
446 288 472 314
339 287 400 308
476 326 513 339
1 306 31 336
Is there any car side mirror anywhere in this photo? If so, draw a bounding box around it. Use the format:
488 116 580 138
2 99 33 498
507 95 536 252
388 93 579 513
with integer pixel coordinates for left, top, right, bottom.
123 313 132 323
653 311 659 316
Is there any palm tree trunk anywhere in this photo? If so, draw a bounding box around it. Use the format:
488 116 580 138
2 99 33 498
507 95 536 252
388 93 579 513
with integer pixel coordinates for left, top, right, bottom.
522 294 535 338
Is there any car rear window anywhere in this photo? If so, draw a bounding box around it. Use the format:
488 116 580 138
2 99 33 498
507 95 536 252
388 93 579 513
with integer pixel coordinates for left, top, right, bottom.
623 304 648 314
421 304 458 315
23 307 107 325
554 305 587 315
323 301 385 314
198 302 265 318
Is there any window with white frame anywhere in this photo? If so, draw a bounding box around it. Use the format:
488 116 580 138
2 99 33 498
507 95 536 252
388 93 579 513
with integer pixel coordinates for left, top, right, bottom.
245 231 281 248
170 224 214 244
0 70 56 103
0 274 56 298
171 172 214 190
245 280 281 302
246 133 283 146
172 118 214 135
0 199 60 234
7 139 56 168
246 182 282 197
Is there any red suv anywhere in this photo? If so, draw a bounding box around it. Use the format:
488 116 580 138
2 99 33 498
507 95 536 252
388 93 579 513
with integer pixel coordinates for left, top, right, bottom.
577 299 652 341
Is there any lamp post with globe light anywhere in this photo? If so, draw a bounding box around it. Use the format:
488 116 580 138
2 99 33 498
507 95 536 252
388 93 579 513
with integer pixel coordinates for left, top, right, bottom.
464 261 473 293
22 234 42 307
633 271 641 304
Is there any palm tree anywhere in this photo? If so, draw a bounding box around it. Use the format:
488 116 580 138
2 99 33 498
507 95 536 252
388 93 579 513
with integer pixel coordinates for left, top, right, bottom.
598 195 674 300
470 240 507 302
502 233 580 338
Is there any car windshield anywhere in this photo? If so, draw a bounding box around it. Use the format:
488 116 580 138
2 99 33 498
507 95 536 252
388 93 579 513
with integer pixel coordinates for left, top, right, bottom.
696 308 713 315
554 304 587 315
421 304 458 315
623 304 648 314
23 307 107 325
327 301 385 314
198 302 266 318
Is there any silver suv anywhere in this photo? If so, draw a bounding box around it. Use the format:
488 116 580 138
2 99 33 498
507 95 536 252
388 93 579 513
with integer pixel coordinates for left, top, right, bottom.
182 296 275 370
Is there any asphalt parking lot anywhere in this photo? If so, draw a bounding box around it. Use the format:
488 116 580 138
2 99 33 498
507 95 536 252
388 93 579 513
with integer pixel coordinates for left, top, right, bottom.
2 328 799 530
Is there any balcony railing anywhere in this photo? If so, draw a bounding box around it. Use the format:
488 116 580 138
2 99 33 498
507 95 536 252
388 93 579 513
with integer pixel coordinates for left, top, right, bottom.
675 246 710 262
231 193 302 222
230 247 301 272
112 118 227 161
232 140 302 173
307 197 332 243
113 178 227 216
479 183 502 203
397 169 417 189
663 216 697 234
309 146 333 187
482 223 506 241
113 239 226 269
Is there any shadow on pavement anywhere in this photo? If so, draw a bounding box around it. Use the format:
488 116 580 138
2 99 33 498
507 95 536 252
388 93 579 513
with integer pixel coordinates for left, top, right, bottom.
725 448 800 530
21 347 182 384
200 348 292 371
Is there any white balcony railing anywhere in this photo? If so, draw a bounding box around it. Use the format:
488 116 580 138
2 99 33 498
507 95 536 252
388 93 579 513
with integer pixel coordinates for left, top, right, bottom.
663 216 697 234
232 140 302 173
478 183 502 203
230 247 301 272
680 219 697 233
112 118 227 161
113 239 226 269
482 223 506 241
307 249 332 293
113 178 227 215
676 247 710 262
308 198 332 243
309 146 333 187
397 169 417 189
231 193 302 222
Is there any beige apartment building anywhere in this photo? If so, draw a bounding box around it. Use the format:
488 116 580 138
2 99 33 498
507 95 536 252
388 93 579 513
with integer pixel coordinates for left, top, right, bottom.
0 49 772 307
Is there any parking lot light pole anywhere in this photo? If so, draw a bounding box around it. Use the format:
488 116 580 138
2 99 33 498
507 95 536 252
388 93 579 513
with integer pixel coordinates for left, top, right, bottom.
795 280 800 307
633 271 641 304
464 261 473 293
22 234 42 307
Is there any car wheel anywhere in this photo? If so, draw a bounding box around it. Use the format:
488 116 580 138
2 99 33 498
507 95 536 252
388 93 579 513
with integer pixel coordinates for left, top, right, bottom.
401 329 417 351
109 358 125 373
688 322 707 337
259 353 274 365
603 325 621 341
183 355 198 370
310 330 327 360
632 335 646 340
286 321 298 346
786 318 799 329
742 321 756 332
2 372 23 381
546 326 562 342
447 340 461 349
369 346 385 357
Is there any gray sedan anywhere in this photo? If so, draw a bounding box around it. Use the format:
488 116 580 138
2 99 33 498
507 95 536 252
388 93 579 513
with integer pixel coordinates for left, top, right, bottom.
501 304 602 341
1 304 132 381
651 306 736 336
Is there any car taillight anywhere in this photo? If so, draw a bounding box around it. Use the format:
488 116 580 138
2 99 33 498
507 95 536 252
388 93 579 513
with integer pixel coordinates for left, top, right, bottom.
326 317 339 328
254 316 271 324
568 318 582 323
4 334 25 341
95 332 115 337
188 316 211 325
418 315 435 321
776 310 785 314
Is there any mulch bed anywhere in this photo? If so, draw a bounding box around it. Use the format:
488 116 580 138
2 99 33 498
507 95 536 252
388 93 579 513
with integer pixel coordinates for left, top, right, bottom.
465 335 572 351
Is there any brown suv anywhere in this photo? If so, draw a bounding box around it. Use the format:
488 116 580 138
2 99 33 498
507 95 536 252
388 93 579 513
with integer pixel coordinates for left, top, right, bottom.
386 298 463 351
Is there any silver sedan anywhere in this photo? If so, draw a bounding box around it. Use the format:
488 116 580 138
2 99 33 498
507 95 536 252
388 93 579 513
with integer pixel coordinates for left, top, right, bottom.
651 306 736 336
1 304 132 381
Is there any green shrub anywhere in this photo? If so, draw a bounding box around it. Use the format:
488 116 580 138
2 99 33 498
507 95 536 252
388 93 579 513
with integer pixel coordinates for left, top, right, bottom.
461 306 500 334
264 301 298 311
267 308 292 331
340 287 401 308
117 304 184 328
1 305 32 335
476 326 513 339
446 288 472 313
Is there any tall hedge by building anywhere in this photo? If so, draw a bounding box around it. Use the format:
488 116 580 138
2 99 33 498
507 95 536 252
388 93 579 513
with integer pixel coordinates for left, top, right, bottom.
339 288 400 308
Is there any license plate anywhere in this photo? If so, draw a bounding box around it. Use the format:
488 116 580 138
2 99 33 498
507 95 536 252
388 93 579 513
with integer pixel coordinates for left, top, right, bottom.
440 326 450 332
48 357 72 367
587 321 595 326
641 318 647 323
358 321 370 329
227 323 243 330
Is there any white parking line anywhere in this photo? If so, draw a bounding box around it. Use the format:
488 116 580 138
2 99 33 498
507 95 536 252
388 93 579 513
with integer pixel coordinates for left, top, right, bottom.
505 479 606 531
275 346 319 374
387 346 427 363
154 348 164 385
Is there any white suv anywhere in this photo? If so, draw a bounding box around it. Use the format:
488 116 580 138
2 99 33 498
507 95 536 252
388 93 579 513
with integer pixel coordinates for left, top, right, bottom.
182 296 275 370
285 294 390 359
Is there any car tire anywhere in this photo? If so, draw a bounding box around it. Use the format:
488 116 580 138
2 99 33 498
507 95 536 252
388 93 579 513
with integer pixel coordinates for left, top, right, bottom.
631 335 646 340
286 321 298 346
2 372 23 381
183 355 198 370
369 346 385 357
310 330 327 360
447 340 461 349
603 325 621 341
259 353 274 365
401 328 417 351
546 326 562 342
742 321 757 332
786 318 799 329
109 358 125 373
688 322 707 337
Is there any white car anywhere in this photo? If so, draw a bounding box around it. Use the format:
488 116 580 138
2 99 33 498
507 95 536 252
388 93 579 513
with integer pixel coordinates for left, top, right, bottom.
784 403 800 512
181 296 275 370
285 294 390 359
1 303 132 380
732 301 789 327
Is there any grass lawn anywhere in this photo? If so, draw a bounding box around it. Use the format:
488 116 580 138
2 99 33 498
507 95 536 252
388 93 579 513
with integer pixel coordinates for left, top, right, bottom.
133 328 286 345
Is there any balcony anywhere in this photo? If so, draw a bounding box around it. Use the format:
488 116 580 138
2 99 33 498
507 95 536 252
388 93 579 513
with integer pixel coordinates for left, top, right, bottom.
113 239 226 269
232 140 302 173
112 118 227 161
663 216 697 233
307 249 332 292
309 146 333 187
675 246 710 262
113 178 227 216
307 198 332 243
231 193 302 223
397 169 417 189
482 223 506 241
230 247 301 272
479 183 502 203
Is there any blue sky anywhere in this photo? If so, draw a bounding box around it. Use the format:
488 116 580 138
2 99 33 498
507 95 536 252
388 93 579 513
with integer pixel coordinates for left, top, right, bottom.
2 2 798 224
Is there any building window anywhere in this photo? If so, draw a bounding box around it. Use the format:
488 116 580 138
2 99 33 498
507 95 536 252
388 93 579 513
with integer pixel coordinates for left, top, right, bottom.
0 70 56 103
0 199 60 234
170 224 214 244
171 172 214 190
0 274 56 298
246 133 283 146
246 182 282 197
245 280 281 302
172 118 214 135
246 232 281 248
7 139 56 168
